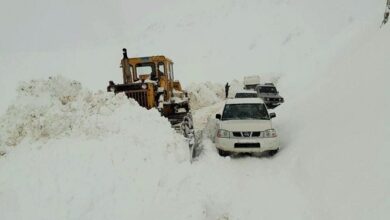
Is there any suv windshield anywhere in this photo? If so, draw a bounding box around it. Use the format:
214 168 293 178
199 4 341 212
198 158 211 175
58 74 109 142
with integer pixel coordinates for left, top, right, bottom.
244 84 258 90
259 86 277 94
235 93 258 98
222 103 269 120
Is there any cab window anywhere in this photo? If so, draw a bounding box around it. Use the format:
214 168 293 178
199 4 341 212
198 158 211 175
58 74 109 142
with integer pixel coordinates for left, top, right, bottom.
158 62 165 76
136 62 155 75
136 62 156 80
170 63 174 80
125 65 134 83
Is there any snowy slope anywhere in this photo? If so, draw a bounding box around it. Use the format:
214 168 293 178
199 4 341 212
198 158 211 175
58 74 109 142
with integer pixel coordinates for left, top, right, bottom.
193 25 390 219
275 26 390 219
0 77 192 220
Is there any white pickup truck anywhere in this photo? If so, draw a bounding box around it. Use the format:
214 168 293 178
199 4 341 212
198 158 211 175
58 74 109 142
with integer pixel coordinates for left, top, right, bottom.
214 98 280 157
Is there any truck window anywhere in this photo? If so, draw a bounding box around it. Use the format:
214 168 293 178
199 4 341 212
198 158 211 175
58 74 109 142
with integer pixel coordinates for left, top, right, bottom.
136 62 156 80
259 86 277 93
158 62 165 76
170 63 174 80
124 65 134 83
235 93 258 98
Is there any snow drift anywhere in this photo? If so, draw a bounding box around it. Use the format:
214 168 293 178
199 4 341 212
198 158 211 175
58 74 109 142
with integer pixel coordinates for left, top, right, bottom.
187 80 243 110
0 76 187 152
0 77 194 219
274 26 390 219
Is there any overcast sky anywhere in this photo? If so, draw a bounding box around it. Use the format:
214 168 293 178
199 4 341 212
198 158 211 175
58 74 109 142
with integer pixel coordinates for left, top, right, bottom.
0 0 383 113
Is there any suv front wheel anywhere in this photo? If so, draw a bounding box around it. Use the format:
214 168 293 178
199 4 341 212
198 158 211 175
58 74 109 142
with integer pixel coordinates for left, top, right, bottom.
218 149 231 157
267 148 279 157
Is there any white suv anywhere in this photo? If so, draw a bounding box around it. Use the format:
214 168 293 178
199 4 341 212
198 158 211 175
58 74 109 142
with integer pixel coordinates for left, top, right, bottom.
215 98 280 156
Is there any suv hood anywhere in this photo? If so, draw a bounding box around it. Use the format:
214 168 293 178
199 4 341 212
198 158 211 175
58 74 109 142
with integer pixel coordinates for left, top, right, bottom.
219 120 273 131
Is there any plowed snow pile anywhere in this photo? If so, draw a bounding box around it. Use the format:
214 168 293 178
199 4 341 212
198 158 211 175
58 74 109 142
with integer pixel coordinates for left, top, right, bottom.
273 26 390 219
0 77 196 219
0 76 187 153
187 82 224 110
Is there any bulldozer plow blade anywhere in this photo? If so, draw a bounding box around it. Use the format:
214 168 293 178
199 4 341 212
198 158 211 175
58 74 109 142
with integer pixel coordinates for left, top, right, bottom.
185 130 202 163
190 130 202 162
171 115 201 163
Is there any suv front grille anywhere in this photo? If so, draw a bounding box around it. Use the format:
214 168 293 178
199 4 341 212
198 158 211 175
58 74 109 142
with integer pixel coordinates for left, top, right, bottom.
232 132 242 137
252 132 261 137
232 131 261 138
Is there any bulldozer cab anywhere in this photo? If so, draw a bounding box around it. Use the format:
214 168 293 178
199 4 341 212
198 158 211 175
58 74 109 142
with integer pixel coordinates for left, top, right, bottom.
120 49 183 101
122 49 174 84
110 49 185 112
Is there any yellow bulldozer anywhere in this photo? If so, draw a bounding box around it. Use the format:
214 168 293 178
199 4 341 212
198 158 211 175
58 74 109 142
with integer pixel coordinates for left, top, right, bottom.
107 49 195 149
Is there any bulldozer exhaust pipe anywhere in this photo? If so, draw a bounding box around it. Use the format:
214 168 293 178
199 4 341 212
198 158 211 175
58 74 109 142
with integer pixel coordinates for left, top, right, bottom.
123 48 128 59
121 48 133 83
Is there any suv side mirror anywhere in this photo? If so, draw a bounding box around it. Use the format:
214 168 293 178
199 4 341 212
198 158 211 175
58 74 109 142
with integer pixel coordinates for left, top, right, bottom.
216 114 222 120
269 113 276 118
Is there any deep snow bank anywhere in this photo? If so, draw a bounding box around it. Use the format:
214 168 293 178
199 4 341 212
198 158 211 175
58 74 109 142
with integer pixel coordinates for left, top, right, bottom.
191 27 390 220
0 76 129 147
0 76 186 152
0 77 194 219
187 81 224 110
273 26 390 219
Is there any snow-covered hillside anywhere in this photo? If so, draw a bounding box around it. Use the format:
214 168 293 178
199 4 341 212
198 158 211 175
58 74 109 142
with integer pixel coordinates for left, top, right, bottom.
274 24 390 220
1 0 389 219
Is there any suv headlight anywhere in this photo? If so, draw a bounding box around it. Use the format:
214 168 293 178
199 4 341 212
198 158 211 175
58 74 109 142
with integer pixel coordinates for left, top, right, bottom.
217 129 230 138
261 129 277 138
